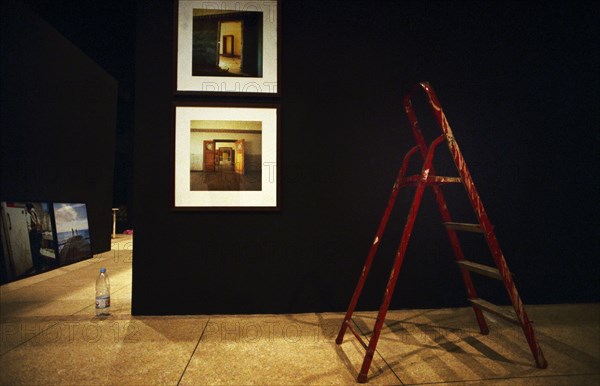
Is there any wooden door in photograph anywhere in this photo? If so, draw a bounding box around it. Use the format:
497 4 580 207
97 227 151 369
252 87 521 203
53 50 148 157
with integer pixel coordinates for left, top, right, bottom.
223 35 234 56
234 139 245 175
241 12 261 76
191 18 219 73
203 140 215 172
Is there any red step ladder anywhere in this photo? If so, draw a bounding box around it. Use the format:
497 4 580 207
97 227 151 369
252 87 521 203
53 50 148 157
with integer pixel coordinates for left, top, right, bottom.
335 82 547 383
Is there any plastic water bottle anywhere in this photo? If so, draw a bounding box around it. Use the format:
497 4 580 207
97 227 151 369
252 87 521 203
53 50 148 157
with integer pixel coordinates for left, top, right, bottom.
95 268 110 316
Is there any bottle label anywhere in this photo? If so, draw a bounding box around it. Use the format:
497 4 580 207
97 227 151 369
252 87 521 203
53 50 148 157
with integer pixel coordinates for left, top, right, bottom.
96 295 110 309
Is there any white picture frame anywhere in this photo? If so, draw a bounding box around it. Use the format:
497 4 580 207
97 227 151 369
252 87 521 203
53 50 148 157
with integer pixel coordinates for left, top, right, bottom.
174 104 279 210
175 0 279 95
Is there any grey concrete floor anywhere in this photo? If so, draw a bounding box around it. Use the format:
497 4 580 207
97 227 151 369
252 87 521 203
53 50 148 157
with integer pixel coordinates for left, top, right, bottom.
1 235 598 385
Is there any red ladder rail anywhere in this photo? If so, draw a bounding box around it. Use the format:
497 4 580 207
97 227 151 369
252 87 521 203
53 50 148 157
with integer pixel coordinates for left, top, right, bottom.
335 145 420 346
410 82 547 369
403 86 490 336
335 82 547 383
355 134 447 383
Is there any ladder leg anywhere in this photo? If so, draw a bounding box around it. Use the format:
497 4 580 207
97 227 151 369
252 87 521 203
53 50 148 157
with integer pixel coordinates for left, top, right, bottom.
512 290 548 368
436 105 547 367
336 146 419 345
484 233 548 368
429 84 546 368
357 177 428 383
401 82 546 369
357 138 442 383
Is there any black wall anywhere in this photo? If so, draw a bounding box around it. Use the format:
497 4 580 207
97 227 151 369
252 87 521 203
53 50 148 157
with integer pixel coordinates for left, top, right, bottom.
133 1 599 315
1 2 117 256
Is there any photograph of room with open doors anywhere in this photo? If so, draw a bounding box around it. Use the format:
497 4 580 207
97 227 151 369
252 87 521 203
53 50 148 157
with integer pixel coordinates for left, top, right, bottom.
174 105 278 210
190 119 262 191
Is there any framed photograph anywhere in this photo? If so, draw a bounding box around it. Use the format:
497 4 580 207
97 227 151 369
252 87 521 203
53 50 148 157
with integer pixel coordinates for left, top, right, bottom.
52 203 92 265
174 104 279 210
175 0 279 95
1 201 57 280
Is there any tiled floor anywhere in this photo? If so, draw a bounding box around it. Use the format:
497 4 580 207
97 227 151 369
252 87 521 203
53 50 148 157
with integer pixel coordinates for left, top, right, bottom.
1 235 598 385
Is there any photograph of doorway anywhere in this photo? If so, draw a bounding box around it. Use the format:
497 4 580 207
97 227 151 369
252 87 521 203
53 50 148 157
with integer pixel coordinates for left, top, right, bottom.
191 9 263 77
174 105 278 209
176 1 278 94
190 120 262 191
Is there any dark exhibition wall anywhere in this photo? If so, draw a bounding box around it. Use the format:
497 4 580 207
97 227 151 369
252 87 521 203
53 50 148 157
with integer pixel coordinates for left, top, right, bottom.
0 2 117 260
132 0 599 315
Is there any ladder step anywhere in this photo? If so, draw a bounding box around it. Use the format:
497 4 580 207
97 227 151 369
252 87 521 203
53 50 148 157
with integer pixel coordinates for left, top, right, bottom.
400 175 462 185
457 260 504 280
469 298 520 325
429 176 462 184
444 222 484 233
344 320 368 350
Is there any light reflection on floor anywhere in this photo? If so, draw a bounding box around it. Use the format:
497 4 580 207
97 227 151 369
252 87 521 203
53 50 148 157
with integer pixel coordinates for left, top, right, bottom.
218 55 242 75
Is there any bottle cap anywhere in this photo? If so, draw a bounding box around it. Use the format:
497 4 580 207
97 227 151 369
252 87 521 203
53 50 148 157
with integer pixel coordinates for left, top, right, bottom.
100 268 106 273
